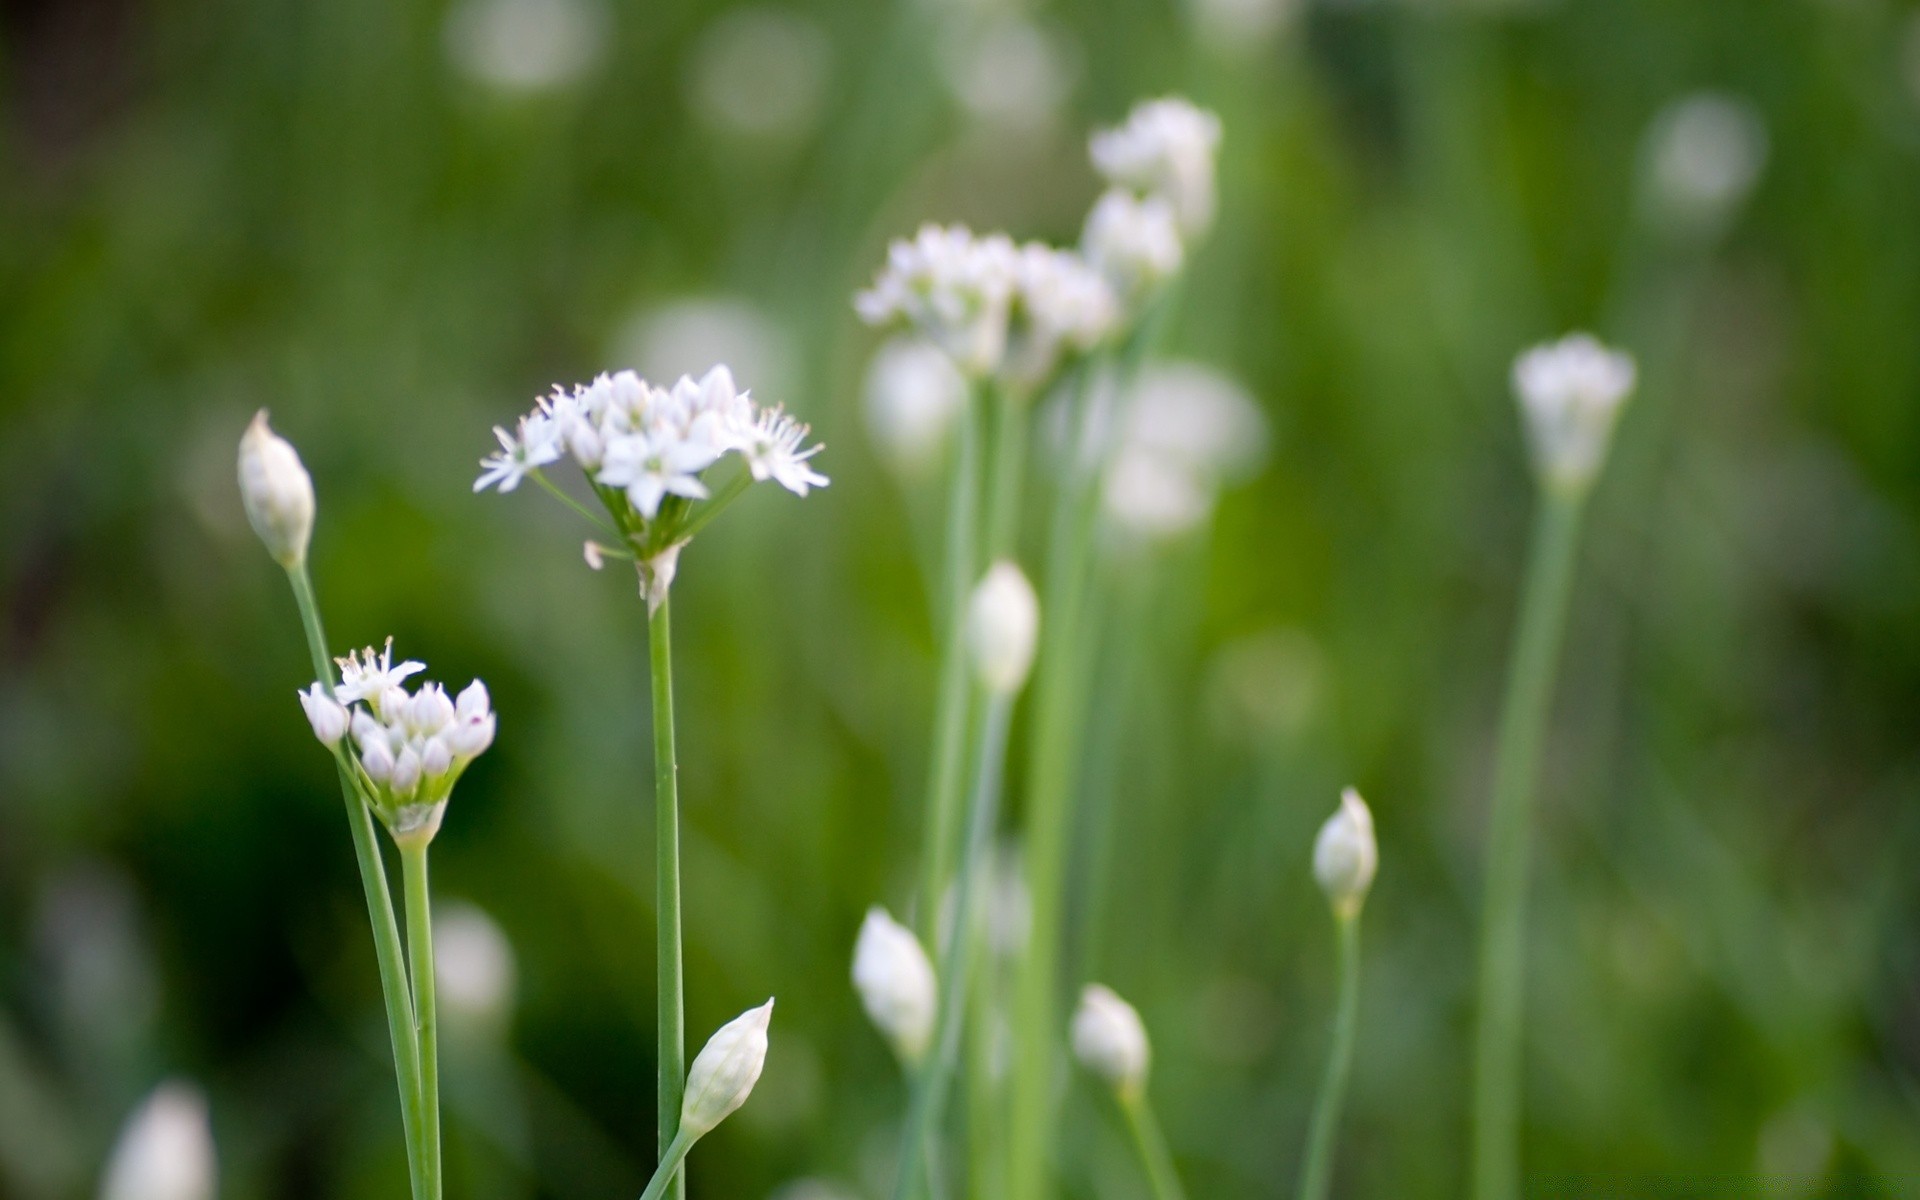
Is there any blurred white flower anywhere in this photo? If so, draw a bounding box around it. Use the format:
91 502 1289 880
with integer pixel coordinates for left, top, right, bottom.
615 297 796 406
967 561 1039 694
1186 0 1296 57
687 7 832 143
1002 243 1121 394
1091 97 1223 237
1082 188 1184 307
1642 92 1768 235
857 224 1019 379
436 901 518 1029
1313 787 1377 918
852 907 938 1064
863 337 970 479
1102 447 1213 539
1071 983 1149 1099
938 15 1078 135
681 999 775 1139
100 1082 215 1200
1510 333 1637 491
443 0 605 93
236 411 315 569
1101 361 1268 541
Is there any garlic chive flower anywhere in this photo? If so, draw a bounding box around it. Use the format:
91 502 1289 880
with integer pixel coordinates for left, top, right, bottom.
1091 97 1223 238
1001 243 1122 396
967 560 1040 694
863 337 970 479
237 411 315 569
1101 361 1268 542
852 907 938 1065
476 363 826 607
1071 983 1150 1101
1082 188 1184 306
680 998 775 1139
1510 334 1637 493
1313 787 1378 919
100 1081 217 1200
305 643 495 848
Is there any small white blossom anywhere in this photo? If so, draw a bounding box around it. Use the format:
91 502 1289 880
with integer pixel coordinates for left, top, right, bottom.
1101 361 1268 542
597 429 717 518
863 337 970 479
237 411 315 569
100 1081 216 1200
856 224 1019 379
967 561 1039 695
436 901 518 1029
1511 333 1637 491
1082 188 1185 304
297 684 349 746
1091 97 1223 237
1102 447 1213 539
1002 243 1121 394
334 639 427 709
680 998 775 1139
852 907 938 1064
738 408 830 497
1313 787 1377 918
1642 92 1767 235
1071 984 1150 1099
473 414 564 494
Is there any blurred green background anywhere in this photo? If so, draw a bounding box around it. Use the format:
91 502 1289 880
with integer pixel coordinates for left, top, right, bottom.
6 0 1920 1195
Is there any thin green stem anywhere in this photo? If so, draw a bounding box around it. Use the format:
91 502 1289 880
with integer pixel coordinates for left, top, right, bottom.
1121 1093 1187 1200
648 595 687 1200
920 397 984 947
1469 484 1590 1200
892 693 1013 1200
673 468 755 544
401 842 443 1200
1298 911 1362 1200
636 1130 695 1200
982 384 1028 560
530 468 621 538
285 565 425 1200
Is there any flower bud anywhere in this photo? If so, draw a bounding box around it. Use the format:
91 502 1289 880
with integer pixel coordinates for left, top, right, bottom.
680 998 774 1139
100 1080 216 1200
1071 983 1149 1100
1313 787 1377 918
389 745 423 796
852 907 937 1064
448 712 496 758
361 737 396 784
967 561 1039 694
420 735 453 779
405 684 455 736
1510 334 1637 492
297 684 349 746
237 410 315 569
456 680 491 721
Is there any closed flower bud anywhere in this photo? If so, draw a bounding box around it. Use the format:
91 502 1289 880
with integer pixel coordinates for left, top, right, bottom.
680 998 774 1139
420 735 453 779
361 737 396 783
448 712 496 758
297 684 348 746
100 1081 216 1200
852 907 937 1064
237 411 315 569
1510 334 1637 492
1313 787 1377 918
1071 983 1150 1100
967 561 1039 694
456 680 491 721
390 745 423 796
351 709 385 752
406 684 455 736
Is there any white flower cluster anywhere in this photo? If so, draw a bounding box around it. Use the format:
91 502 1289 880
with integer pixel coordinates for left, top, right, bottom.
856 97 1219 396
1510 333 1637 491
475 363 826 523
1090 97 1223 238
1101 361 1269 541
298 639 496 847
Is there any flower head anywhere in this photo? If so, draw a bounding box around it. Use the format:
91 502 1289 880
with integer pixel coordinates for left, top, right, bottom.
1510 334 1637 491
856 224 1019 379
968 561 1040 695
1071 983 1150 1100
1082 188 1185 305
1001 243 1121 395
680 998 775 1139
852 907 938 1064
1313 787 1377 918
1091 97 1223 237
237 411 315 569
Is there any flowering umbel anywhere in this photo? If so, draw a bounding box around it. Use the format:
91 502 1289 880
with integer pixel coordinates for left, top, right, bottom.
300 639 495 848
1091 97 1223 238
1510 334 1637 492
476 364 827 608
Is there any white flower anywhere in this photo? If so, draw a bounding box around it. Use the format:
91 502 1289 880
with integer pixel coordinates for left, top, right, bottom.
967 561 1039 695
237 410 315 569
334 639 426 707
1082 188 1184 303
597 430 718 518
739 408 830 497
680 998 775 1139
1091 97 1223 237
1071 984 1149 1099
1510 333 1637 491
1101 362 1267 542
473 414 564 493
856 224 1019 379
1002 244 1121 393
852 907 938 1064
863 337 970 479
1102 447 1213 540
436 901 518 1028
1313 787 1377 918
1642 92 1767 234
100 1081 216 1200
297 684 349 746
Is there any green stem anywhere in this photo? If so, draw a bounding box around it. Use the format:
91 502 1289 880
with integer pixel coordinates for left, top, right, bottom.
285 565 426 1200
1298 911 1362 1200
920 397 984 948
530 468 622 538
1121 1093 1187 1200
673 468 755 544
1469 484 1590 1200
648 594 687 1200
401 841 443 1200
892 692 1013 1200
982 384 1028 560
636 1130 695 1200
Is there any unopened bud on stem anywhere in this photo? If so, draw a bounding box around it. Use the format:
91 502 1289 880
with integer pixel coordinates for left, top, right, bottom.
1071 983 1150 1101
1313 787 1377 918
967 560 1039 694
852 907 937 1064
237 410 315 568
680 998 774 1139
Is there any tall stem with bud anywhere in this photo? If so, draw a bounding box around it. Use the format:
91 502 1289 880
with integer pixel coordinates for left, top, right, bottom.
1301 787 1376 1200
648 594 687 1200
400 840 442 1199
